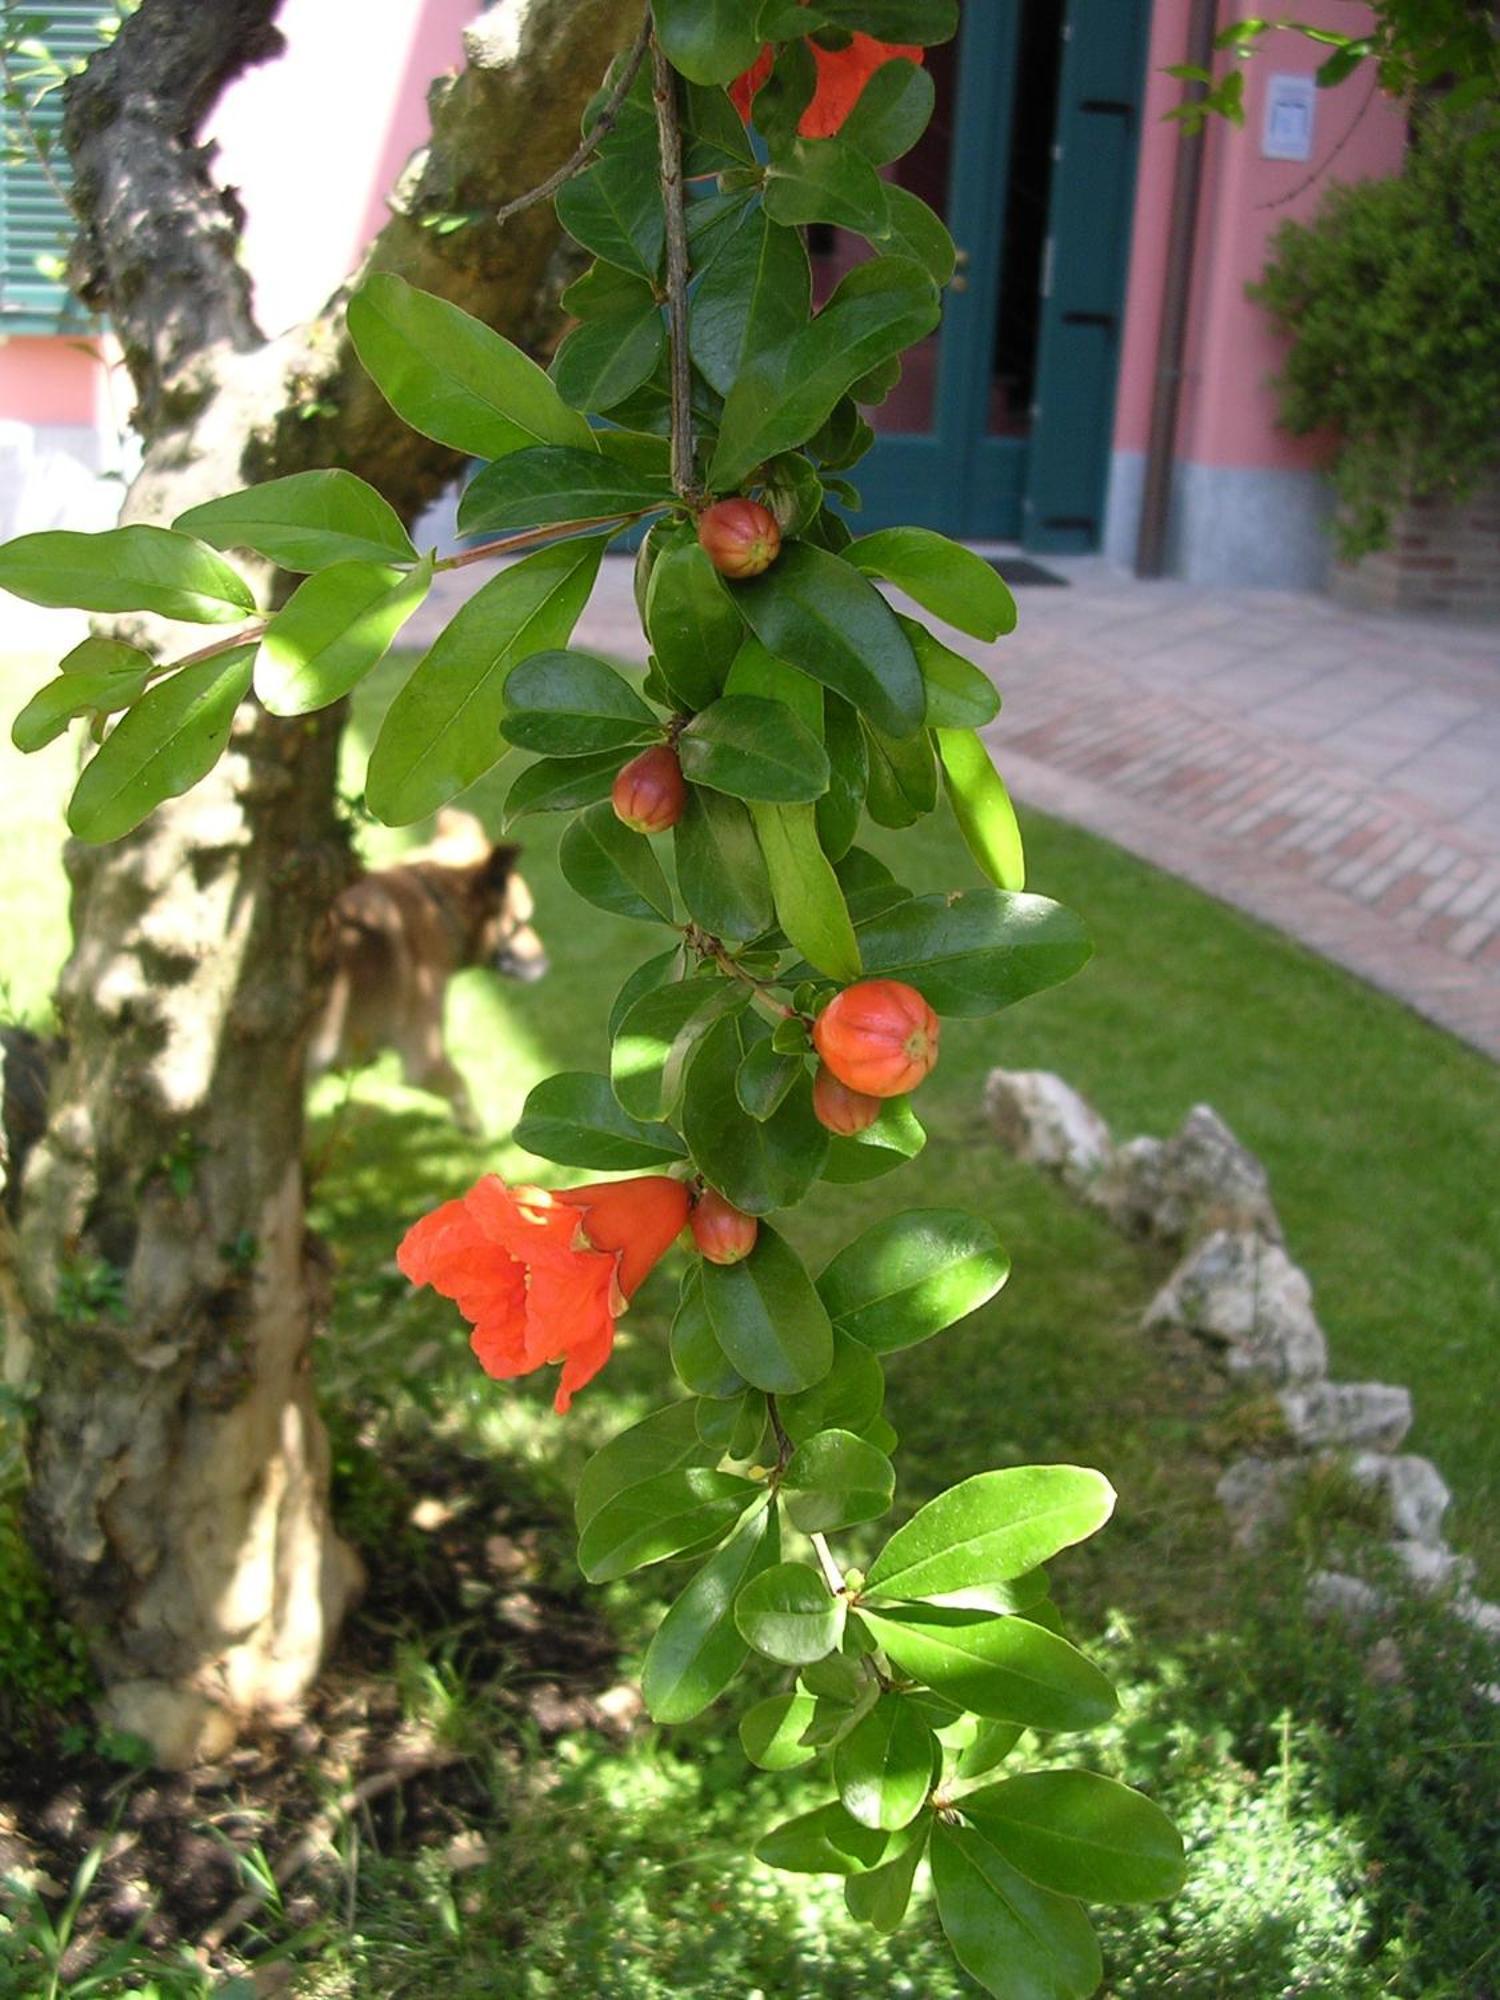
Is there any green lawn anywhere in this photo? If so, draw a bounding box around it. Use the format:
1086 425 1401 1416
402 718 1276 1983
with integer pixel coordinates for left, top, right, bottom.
2 648 1498 1995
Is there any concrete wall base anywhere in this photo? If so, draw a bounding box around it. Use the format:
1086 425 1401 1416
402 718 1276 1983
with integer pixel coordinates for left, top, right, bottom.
1103 449 1335 590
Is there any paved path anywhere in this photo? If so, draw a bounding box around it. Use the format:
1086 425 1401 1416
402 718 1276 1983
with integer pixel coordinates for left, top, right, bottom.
413 552 1500 1059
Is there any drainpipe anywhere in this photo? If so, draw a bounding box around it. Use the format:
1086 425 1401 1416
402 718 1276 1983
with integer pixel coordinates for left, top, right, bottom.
1135 0 1219 577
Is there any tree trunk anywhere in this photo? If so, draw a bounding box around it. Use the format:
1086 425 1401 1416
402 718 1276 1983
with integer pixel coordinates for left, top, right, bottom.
9 0 630 1768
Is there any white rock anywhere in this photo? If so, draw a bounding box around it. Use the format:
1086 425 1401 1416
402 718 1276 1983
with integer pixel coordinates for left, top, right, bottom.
1144 1230 1328 1384
1388 1540 1473 1596
983 1069 1112 1191
1092 1105 1282 1246
1278 1382 1413 1452
1307 1570 1385 1622
1457 1595 1500 1641
1349 1453 1452 1547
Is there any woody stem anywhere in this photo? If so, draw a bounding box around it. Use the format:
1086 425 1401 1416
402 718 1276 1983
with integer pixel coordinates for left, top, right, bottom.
650 31 700 505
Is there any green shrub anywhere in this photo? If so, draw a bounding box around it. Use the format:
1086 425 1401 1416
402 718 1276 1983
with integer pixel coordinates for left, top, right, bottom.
1252 105 1500 558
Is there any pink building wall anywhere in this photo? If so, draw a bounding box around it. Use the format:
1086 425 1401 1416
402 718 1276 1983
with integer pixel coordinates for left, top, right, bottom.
1107 1 1407 581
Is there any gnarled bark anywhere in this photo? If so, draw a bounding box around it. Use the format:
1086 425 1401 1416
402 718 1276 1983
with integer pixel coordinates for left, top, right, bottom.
11 0 629 1767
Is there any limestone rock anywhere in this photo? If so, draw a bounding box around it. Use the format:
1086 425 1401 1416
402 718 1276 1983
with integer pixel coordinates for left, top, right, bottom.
1278 1382 1413 1453
1092 1105 1282 1246
97 1681 238 1772
1349 1453 1452 1547
1388 1540 1473 1596
1457 1595 1500 1642
1144 1230 1327 1384
983 1069 1112 1191
1216 1455 1304 1547
1307 1570 1385 1622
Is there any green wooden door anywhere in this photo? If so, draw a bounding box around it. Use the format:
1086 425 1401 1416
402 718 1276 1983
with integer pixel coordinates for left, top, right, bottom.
844 0 1149 548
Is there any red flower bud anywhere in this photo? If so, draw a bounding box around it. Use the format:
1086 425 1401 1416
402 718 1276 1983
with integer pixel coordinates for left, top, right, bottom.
697 498 782 580
690 1187 759 1266
812 979 940 1099
812 1063 884 1136
612 743 686 834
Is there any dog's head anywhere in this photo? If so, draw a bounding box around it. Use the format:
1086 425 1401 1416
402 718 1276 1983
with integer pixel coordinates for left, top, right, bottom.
467 844 550 985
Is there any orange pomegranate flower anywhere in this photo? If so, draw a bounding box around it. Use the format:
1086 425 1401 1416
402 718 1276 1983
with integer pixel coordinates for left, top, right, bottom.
398 1173 690 1413
731 32 923 142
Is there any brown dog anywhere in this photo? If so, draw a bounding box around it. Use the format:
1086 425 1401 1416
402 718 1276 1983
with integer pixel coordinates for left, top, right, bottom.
309 811 548 1133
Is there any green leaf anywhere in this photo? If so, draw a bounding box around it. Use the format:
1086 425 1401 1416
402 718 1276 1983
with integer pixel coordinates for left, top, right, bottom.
559 800 675 924
577 1468 760 1584
736 1562 846 1665
765 135 890 235
865 1465 1117 1604
11 638 152 752
613 975 744 1120
751 801 862 982
255 558 431 716
366 535 603 824
690 206 812 399
939 728 1025 892
652 0 763 84
683 1018 829 1216
697 1387 766 1457
932 1823 1101 2000
858 1608 1118 1731
864 718 937 826
683 80 757 171
840 58 935 163
575 1401 711 1533
348 272 595 458
514 1071 686 1170
504 750 622 824
644 534 743 710
701 1220 834 1391
561 261 656 320
675 787 776 941
678 695 829 804
724 638 824 733
458 446 671 536
608 947 683 1041
850 528 1017 641
844 1817 929 1933
711 258 940 491
175 470 416 573
500 649 659 757
67 649 254 843
957 1719 1025 1782
556 148 665 281
671 1272 749 1400
553 302 667 414
736 1038 803 1121
962 1771 1187 1906
874 182 957 286
740 1690 820 1771
0 525 254 623
817 1210 1010 1356
641 1502 780 1723
778 1332 885 1445
851 889 1091 1016
755 1801 891 1876
736 541 925 739
900 615 1000 728
834 1694 938 1830
820 1094 927 1183
817 694 868 860
818 0 959 40
783 1429 895 1534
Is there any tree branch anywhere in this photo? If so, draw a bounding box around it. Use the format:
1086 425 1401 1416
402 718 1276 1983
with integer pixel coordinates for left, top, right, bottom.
650 34 700 504
495 6 652 226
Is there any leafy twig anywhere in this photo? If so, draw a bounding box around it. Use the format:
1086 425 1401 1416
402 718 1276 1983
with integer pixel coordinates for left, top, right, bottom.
493 7 653 227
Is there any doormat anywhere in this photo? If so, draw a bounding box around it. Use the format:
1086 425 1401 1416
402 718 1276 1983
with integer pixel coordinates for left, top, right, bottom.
983 556 1068 587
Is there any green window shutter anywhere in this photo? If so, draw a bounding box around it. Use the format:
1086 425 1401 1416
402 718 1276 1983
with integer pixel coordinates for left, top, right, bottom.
0 3 113 330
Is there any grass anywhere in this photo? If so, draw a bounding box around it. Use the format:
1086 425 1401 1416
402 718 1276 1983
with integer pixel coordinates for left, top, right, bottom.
1 644 1498 1994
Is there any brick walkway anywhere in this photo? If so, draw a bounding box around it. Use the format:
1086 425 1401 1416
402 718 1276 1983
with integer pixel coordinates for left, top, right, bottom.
417 552 1500 1060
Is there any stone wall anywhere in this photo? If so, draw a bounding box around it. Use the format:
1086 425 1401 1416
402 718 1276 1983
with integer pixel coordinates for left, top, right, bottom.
985 1070 1499 1649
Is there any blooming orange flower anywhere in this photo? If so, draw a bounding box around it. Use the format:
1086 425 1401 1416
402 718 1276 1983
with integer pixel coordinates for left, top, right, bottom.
398 1174 690 1413
731 32 923 142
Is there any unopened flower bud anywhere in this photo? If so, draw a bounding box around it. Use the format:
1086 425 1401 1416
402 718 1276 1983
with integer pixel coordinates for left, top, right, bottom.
696 498 782 580
812 1063 884 1136
812 980 940 1099
690 1187 759 1265
612 744 686 834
